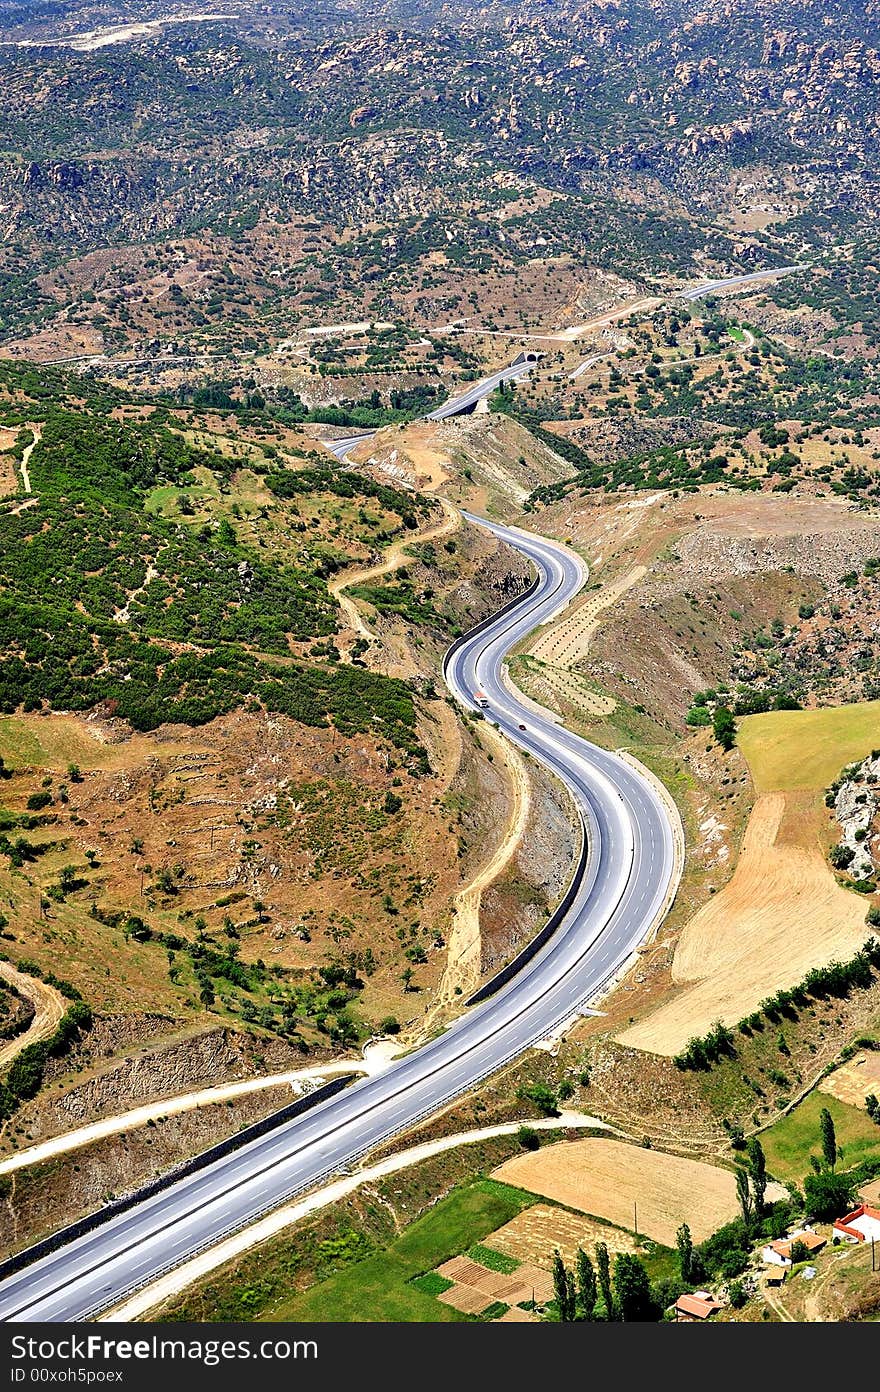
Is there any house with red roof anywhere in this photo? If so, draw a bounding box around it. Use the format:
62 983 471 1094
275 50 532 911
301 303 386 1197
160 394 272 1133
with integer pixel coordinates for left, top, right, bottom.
674 1291 723 1321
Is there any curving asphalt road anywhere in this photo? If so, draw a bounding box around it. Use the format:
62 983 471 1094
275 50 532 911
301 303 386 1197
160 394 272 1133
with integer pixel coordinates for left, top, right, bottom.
679 265 802 302
0 517 675 1323
324 358 535 460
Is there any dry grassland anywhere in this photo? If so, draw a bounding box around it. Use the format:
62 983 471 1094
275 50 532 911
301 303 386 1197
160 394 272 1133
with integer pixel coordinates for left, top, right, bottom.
491 1138 740 1244
486 1202 637 1269
621 791 870 1053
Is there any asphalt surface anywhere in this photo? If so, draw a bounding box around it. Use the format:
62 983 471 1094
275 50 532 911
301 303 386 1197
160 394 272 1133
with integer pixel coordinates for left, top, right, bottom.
0 517 675 1323
425 360 534 419
323 358 535 459
679 265 801 301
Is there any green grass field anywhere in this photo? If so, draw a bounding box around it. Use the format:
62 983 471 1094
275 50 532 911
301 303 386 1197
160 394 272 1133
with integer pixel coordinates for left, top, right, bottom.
0 713 114 769
266 1179 536 1323
760 1092 880 1186
738 701 880 792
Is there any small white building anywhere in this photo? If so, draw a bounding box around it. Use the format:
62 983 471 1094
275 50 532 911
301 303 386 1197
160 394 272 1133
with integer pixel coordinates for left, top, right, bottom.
761 1229 826 1267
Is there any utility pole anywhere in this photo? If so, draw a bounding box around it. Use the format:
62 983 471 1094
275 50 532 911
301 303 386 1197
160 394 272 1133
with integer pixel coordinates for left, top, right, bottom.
634 1201 638 1238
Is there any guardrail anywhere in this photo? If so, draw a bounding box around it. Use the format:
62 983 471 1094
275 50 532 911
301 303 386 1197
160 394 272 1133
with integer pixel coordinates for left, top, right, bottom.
0 1073 355 1285
465 802 588 1005
441 573 541 684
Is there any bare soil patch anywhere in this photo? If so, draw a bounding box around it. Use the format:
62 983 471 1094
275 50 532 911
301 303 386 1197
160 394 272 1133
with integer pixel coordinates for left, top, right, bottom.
436 1283 493 1315
819 1051 880 1111
0 427 19 496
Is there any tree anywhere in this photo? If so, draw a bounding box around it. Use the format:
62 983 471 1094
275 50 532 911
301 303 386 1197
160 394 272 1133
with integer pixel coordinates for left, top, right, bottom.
613 1253 654 1322
676 1222 694 1285
747 1137 768 1215
819 1107 837 1170
199 983 215 1008
518 1081 559 1117
803 1169 856 1220
728 1281 747 1310
517 1125 540 1150
735 1167 753 1229
788 1239 809 1265
58 865 78 894
713 705 736 752
552 1251 576 1322
596 1241 614 1320
576 1247 597 1320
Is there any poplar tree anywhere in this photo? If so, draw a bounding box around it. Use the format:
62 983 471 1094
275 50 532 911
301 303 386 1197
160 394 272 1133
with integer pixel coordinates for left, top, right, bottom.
820 1107 837 1170
576 1246 597 1320
552 1250 576 1322
676 1222 694 1284
736 1167 753 1229
747 1136 768 1214
596 1241 614 1320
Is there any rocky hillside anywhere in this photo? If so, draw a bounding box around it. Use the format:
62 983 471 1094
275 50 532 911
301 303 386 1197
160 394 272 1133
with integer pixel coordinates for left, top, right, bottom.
1 0 879 357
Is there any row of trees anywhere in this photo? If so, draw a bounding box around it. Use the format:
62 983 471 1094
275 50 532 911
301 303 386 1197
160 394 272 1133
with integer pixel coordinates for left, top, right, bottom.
675 938 880 1070
552 1243 654 1322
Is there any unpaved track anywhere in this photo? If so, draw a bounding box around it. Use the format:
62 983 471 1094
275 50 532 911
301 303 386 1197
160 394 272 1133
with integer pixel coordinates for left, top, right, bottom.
105 1110 611 1321
329 496 460 638
0 1061 366 1176
420 722 532 1029
0 960 65 1073
17 424 40 495
527 563 646 717
332 495 531 1020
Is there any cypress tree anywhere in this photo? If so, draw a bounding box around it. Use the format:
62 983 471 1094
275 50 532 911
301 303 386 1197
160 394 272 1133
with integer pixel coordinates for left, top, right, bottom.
576 1246 597 1320
820 1106 837 1170
596 1241 614 1320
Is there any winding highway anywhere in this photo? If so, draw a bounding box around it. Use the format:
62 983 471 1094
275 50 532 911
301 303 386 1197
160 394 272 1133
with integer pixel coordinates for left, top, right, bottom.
679 264 802 301
324 356 536 460
0 517 676 1323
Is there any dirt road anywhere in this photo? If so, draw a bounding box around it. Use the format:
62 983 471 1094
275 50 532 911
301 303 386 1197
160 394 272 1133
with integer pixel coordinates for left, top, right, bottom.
329 496 460 638
0 959 66 1073
18 423 41 495
420 722 532 1032
106 1110 611 1321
